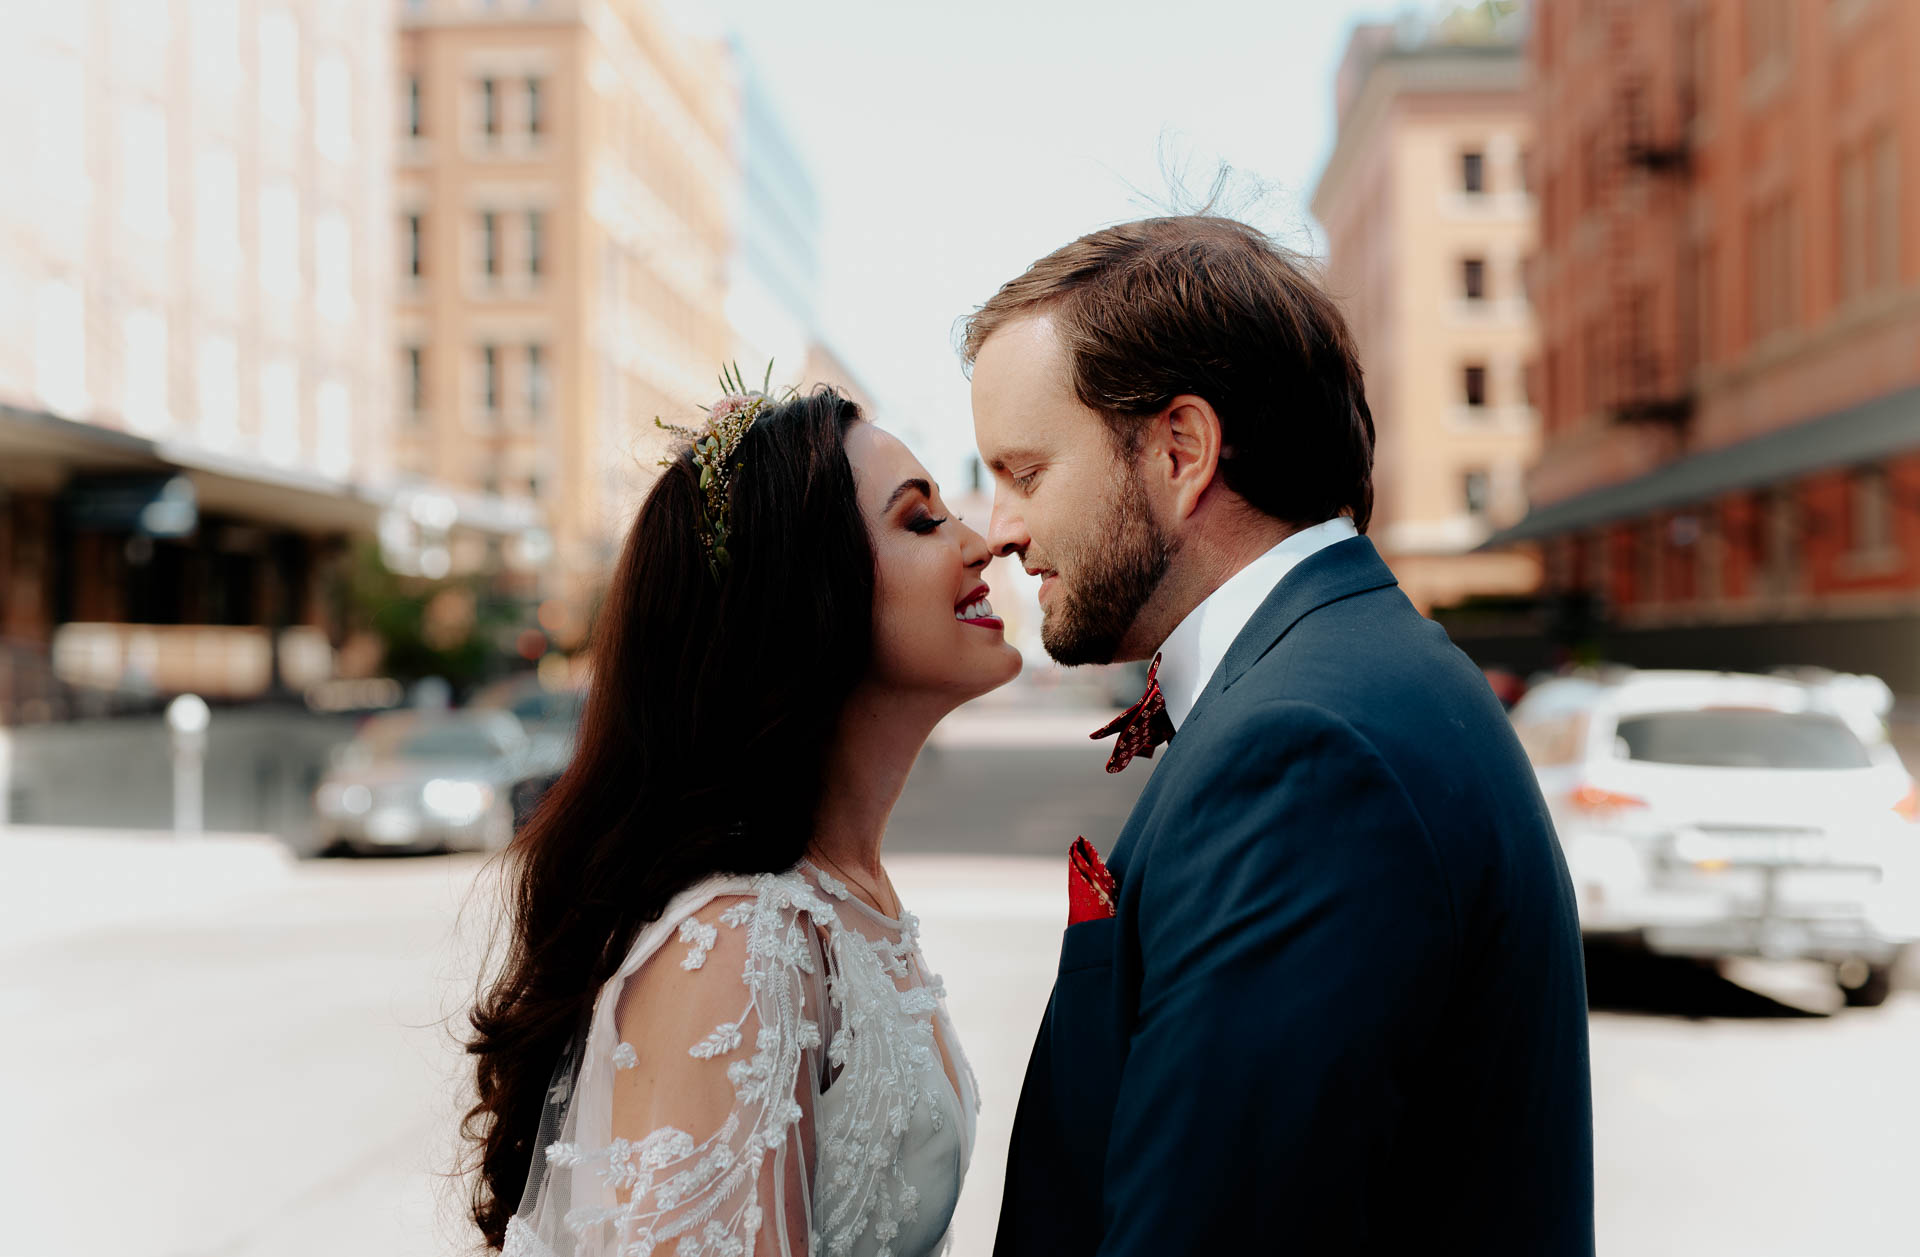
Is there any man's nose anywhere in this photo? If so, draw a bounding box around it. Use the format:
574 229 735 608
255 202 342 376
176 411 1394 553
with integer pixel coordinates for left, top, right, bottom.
986 490 1029 560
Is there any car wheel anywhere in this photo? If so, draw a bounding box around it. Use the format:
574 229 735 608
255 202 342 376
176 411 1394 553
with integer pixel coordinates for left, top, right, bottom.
1839 961 1894 1008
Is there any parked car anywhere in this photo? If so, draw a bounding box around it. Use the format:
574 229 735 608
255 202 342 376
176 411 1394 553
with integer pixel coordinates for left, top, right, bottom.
312 709 528 854
470 673 585 830
1510 669 1920 1006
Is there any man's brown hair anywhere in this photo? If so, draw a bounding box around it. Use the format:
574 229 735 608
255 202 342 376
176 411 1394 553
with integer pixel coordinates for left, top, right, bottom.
962 215 1374 532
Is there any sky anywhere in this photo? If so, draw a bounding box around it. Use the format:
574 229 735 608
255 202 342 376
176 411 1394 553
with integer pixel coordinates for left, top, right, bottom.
661 0 1426 489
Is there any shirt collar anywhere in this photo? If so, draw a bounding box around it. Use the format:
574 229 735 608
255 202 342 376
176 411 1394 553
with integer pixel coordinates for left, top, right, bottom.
1154 516 1359 729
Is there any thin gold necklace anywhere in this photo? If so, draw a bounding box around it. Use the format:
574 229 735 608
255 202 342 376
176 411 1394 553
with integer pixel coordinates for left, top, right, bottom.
811 849 900 919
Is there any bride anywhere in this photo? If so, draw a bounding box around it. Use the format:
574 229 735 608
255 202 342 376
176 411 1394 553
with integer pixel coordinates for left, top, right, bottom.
462 382 1022 1257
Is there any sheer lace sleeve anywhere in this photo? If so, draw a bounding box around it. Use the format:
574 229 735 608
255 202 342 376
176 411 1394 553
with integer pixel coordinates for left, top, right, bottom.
525 890 829 1257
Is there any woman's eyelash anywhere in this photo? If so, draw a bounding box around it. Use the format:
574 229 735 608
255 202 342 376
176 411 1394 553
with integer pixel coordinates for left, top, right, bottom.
907 514 949 535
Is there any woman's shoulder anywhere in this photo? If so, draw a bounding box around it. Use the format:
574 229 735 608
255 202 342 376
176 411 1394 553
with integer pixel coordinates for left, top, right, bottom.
657 865 848 930
624 865 848 983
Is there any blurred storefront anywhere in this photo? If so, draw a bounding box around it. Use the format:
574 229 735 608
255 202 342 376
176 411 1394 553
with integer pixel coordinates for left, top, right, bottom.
1312 6 1543 615
0 403 385 720
1471 0 1920 694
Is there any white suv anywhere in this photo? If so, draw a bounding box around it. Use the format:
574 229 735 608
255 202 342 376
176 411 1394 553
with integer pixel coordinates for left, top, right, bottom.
1510 669 1920 1006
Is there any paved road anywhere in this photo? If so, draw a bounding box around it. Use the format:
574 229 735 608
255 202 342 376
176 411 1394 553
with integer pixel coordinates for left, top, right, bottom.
8 734 1920 1256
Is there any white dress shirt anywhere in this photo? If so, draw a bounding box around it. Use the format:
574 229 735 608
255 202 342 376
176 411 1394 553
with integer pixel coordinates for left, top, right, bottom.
1154 516 1359 730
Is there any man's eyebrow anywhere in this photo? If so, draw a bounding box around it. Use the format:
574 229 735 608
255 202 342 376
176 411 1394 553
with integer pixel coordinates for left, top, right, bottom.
884 478 932 510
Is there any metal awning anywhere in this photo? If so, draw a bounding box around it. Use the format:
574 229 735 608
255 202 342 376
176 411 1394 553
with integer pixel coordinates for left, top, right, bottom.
1481 383 1920 548
0 402 389 534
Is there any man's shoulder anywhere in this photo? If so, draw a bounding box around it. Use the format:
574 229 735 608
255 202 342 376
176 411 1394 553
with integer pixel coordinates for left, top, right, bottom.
1165 585 1544 835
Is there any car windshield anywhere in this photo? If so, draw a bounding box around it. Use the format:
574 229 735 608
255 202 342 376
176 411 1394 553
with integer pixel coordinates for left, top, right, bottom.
511 690 583 726
358 719 506 761
1614 709 1872 770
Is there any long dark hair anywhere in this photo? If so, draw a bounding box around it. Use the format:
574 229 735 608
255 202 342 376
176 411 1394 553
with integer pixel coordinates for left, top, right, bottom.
461 388 873 1249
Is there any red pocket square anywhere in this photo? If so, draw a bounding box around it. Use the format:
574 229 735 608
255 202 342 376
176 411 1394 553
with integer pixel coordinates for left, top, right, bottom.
1068 837 1118 925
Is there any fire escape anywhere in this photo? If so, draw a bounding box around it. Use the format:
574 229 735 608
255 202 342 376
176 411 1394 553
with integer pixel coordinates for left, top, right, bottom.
1602 5 1695 430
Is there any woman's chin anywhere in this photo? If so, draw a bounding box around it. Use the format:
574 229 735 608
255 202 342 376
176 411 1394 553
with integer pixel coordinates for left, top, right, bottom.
947 640 1024 703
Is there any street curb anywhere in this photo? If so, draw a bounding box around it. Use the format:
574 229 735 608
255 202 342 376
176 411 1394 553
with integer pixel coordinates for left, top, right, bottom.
0 825 294 952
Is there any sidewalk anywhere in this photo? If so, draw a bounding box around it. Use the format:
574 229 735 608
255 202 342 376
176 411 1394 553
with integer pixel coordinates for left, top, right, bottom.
0 825 294 952
929 703 1125 750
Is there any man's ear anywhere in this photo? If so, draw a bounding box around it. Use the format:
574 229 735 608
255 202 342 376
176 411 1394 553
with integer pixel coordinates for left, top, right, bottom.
1153 394 1224 522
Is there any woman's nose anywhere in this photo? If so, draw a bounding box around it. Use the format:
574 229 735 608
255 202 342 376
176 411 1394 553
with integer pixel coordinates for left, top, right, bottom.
958 520 992 570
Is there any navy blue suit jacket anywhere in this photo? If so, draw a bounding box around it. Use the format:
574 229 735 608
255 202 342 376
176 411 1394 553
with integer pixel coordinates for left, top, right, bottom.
994 536 1594 1256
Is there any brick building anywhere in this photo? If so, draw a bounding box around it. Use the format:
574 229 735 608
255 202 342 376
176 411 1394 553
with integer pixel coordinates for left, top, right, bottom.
1475 0 1920 694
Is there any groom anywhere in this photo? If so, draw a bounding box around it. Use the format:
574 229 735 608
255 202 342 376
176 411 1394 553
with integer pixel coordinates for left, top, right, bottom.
964 217 1593 1255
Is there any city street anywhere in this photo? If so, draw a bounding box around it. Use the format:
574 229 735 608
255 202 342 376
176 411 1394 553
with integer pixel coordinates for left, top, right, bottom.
6 731 1920 1256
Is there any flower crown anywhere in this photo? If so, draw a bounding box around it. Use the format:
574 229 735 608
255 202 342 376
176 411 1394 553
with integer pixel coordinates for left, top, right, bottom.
656 363 795 583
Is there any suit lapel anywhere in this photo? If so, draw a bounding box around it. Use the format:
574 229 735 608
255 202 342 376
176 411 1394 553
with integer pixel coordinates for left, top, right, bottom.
1105 536 1400 884
1182 534 1400 732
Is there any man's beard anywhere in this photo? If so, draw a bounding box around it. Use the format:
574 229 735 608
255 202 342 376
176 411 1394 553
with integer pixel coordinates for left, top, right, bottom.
1040 465 1175 667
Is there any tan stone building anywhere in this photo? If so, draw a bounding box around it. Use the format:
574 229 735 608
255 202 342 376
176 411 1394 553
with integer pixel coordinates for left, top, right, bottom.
0 0 400 712
1310 17 1542 615
396 0 735 610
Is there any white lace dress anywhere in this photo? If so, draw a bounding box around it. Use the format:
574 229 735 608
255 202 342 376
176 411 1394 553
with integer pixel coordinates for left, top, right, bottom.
504 861 977 1257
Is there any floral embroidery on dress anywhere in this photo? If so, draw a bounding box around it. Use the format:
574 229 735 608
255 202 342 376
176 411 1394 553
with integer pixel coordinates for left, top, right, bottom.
513 865 972 1257
678 917 720 970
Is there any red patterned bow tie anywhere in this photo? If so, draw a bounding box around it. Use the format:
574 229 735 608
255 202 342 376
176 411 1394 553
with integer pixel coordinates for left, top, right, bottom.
1091 652 1175 774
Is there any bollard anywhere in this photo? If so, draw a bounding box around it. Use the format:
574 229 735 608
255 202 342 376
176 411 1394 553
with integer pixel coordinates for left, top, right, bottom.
166 693 210 837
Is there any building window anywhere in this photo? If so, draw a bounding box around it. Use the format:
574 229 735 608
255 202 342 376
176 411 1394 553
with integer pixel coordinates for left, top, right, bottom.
122 308 171 434
407 74 423 137
1463 363 1488 408
1462 256 1487 301
526 76 544 136
407 213 424 277
526 343 547 417
481 344 499 415
1850 466 1894 557
258 9 301 138
1543 348 1561 428
481 211 498 278
1872 127 1900 291
1763 489 1800 596
1747 194 1798 340
121 103 171 239
1583 317 1607 412
480 77 498 139
527 210 544 278
1838 144 1867 303
314 55 354 163
406 345 425 415
1463 469 1491 517
1461 149 1485 194
1580 127 1604 213
315 211 353 321
259 182 301 299
1742 0 1792 77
